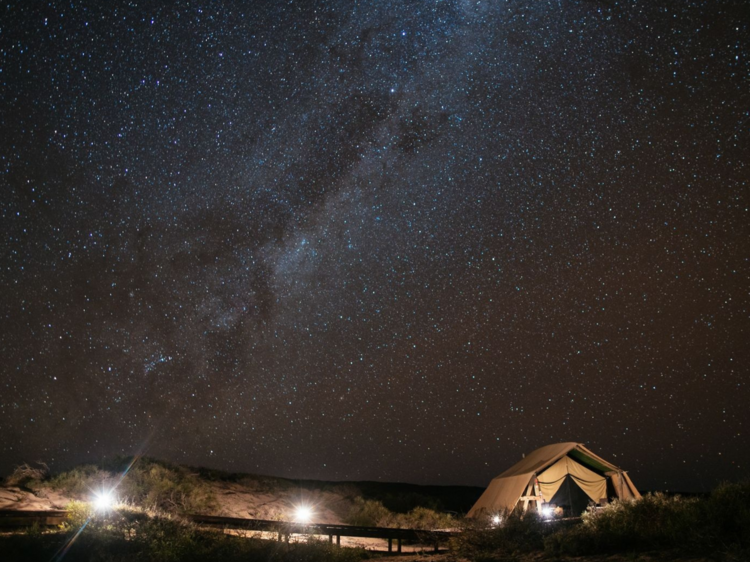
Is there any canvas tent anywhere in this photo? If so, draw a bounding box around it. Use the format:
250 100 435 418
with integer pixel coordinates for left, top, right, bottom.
468 442 640 517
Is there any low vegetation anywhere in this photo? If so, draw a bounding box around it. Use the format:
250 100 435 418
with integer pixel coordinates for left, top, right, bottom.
5 462 50 488
5 456 464 522
0 508 370 562
20 457 217 515
344 497 454 530
451 508 561 560
452 481 750 561
545 481 750 559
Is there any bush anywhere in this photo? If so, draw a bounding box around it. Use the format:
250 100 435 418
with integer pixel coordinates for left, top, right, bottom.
63 500 96 529
344 497 454 531
47 464 110 497
116 458 217 514
545 481 750 559
392 506 454 530
544 493 700 555
44 457 217 515
6 462 49 488
451 508 555 560
345 498 393 527
699 480 750 556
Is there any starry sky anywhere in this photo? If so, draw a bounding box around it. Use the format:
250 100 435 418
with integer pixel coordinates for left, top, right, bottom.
1 1 748 493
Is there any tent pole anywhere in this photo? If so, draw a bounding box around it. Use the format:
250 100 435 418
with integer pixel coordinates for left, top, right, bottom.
522 480 534 512
535 477 543 512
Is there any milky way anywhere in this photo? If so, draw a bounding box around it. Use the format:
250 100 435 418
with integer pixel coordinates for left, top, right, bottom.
1 1 748 491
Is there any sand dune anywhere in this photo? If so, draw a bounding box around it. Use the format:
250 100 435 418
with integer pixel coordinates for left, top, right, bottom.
208 480 353 523
0 486 70 511
0 480 354 524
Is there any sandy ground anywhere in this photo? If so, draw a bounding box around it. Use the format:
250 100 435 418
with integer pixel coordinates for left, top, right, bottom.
224 529 445 553
209 480 353 523
0 480 354 522
0 486 70 511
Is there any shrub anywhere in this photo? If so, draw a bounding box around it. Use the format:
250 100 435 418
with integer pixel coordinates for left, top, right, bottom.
47 464 110 497
63 500 95 529
545 482 750 558
451 508 555 560
393 506 454 530
544 493 700 555
44 457 217 515
700 480 750 556
116 458 217 514
345 498 393 527
24 522 43 538
6 462 49 488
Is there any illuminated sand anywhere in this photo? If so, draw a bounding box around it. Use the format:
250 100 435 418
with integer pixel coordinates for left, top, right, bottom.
0 486 70 511
208 480 353 523
222 529 445 553
0 478 355 522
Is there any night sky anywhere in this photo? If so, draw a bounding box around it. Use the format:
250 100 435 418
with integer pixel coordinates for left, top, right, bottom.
1 1 748 493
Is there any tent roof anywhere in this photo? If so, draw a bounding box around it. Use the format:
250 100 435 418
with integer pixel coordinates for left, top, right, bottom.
495 442 625 479
467 442 634 517
493 442 578 478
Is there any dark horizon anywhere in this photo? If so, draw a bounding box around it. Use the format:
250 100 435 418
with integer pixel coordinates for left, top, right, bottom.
0 450 719 497
1 1 747 493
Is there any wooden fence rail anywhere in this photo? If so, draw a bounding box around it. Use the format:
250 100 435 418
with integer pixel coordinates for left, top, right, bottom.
0 510 458 553
0 510 69 527
187 514 457 553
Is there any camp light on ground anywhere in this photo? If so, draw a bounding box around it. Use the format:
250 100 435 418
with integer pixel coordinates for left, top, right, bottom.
293 504 313 523
93 490 116 511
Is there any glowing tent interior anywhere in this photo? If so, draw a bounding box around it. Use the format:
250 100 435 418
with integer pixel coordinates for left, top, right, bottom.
467 442 641 517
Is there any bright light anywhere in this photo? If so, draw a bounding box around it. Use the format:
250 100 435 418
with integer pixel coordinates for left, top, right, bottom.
491 514 502 526
93 490 115 511
293 505 313 524
540 506 554 519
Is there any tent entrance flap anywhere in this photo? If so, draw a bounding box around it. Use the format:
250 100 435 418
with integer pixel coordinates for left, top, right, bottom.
536 456 607 504
548 476 591 516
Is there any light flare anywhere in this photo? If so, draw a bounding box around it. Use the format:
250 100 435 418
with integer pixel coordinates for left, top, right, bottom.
93 490 116 511
293 504 314 523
